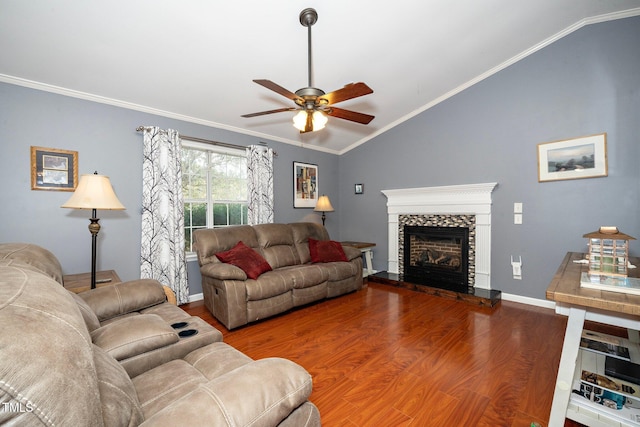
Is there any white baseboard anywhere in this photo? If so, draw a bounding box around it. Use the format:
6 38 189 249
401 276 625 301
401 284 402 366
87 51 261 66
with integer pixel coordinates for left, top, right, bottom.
501 292 556 310
184 291 556 309
188 293 204 303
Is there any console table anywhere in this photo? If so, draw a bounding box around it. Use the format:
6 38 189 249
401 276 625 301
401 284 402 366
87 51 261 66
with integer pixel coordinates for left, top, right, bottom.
547 252 640 426
341 241 376 277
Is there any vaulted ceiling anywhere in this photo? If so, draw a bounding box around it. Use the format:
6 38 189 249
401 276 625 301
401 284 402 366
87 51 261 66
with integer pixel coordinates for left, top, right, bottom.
1 1 639 154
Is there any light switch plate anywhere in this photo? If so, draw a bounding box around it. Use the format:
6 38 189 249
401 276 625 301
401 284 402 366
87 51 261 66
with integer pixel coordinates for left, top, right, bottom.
514 202 523 213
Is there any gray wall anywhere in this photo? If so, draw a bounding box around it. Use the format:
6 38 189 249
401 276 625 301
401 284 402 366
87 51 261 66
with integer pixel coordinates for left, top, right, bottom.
2 17 638 302
338 16 640 300
0 84 340 295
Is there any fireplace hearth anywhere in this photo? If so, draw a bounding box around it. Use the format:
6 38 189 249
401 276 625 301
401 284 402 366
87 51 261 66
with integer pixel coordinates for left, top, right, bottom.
404 225 469 293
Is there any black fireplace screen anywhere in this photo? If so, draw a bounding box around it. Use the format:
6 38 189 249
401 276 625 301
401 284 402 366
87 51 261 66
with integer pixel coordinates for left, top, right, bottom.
403 225 469 289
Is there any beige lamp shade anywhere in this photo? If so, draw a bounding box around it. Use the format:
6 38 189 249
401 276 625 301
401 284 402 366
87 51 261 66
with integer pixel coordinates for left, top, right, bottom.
314 195 334 212
61 174 125 210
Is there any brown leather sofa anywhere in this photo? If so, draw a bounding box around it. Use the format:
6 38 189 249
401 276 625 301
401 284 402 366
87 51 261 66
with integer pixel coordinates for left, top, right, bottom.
194 222 364 329
0 243 320 426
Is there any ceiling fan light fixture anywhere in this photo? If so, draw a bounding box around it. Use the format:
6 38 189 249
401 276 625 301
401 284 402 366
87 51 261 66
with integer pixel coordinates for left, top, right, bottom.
293 110 327 132
243 8 374 132
292 110 308 131
312 110 328 130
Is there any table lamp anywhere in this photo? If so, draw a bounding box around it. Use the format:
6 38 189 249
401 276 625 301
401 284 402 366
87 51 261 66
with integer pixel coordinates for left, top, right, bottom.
61 172 125 289
314 195 334 226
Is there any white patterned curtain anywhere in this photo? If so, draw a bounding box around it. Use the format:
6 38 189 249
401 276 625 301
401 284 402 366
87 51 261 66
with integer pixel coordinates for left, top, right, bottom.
246 145 274 225
140 126 189 304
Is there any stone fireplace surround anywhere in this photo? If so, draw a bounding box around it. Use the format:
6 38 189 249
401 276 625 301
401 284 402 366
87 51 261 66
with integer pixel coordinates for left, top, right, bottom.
382 183 498 290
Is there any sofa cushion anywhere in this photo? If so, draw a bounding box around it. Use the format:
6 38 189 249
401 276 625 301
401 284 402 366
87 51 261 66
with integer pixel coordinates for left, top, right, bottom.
134 359 209 419
290 222 330 264
193 225 259 266
324 261 360 282
93 344 144 426
133 343 254 419
91 314 179 361
245 270 293 300
133 342 253 425
309 238 348 263
254 223 301 269
141 357 314 427
216 241 272 280
80 279 168 322
280 264 329 289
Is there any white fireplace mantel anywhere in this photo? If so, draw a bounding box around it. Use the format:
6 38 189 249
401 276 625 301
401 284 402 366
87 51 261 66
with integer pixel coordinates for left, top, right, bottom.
382 182 498 289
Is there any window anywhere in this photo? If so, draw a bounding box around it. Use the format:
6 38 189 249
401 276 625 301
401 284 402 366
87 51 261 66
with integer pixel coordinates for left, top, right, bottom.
182 142 247 253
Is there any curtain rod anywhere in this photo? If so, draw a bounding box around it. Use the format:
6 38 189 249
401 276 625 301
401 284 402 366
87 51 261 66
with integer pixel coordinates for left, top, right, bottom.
135 126 277 156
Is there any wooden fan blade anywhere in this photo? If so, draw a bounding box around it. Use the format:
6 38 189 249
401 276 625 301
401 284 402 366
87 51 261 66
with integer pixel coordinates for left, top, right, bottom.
253 79 301 101
319 82 373 105
241 107 296 118
326 107 374 125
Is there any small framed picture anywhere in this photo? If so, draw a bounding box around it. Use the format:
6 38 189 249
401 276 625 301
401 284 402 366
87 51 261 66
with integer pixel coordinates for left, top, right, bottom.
537 133 607 182
355 183 364 194
31 146 78 191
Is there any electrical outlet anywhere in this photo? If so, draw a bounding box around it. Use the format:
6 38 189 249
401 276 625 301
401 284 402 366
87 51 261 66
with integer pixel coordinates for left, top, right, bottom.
511 256 522 280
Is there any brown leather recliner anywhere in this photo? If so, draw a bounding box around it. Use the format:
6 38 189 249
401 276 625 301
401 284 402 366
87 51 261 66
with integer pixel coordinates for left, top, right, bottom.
0 243 320 426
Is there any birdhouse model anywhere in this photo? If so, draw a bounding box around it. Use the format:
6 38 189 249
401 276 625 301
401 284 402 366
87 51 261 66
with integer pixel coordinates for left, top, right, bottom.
584 226 636 277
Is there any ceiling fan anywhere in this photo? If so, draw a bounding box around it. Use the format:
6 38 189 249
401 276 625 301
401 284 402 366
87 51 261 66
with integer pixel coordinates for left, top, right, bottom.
241 7 374 134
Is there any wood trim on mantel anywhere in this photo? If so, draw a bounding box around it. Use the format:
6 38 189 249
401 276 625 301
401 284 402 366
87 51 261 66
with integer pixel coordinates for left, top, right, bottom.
382 183 498 290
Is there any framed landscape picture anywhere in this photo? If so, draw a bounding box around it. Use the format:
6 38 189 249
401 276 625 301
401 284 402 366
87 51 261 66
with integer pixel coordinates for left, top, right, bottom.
293 162 318 208
31 146 78 191
537 133 607 182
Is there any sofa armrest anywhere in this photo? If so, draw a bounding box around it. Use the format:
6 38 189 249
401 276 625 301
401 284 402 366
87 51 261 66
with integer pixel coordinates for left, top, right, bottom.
79 279 167 322
201 262 247 281
91 314 179 361
342 245 363 262
140 358 313 427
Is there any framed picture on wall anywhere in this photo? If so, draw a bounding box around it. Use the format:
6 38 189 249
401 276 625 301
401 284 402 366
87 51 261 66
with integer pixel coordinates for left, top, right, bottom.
31 146 78 191
293 162 318 208
537 133 608 182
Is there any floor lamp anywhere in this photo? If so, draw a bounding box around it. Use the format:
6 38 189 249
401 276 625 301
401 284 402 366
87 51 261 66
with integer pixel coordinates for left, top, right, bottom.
314 195 334 226
62 172 125 289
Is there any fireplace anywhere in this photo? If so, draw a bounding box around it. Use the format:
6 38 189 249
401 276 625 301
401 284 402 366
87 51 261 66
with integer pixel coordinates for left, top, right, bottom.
382 182 498 290
403 225 469 292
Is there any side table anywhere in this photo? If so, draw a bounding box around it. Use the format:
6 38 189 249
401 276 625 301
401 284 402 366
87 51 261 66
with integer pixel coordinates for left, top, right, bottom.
63 270 121 294
341 241 376 277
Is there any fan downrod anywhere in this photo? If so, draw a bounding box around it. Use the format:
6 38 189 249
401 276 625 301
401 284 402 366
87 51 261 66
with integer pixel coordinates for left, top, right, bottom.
299 8 318 27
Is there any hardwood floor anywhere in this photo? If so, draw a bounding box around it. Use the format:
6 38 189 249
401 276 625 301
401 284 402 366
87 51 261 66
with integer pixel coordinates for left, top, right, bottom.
182 282 571 426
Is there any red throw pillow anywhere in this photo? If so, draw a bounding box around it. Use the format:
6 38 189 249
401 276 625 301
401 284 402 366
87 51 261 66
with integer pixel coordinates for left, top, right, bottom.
215 241 272 280
309 238 349 263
